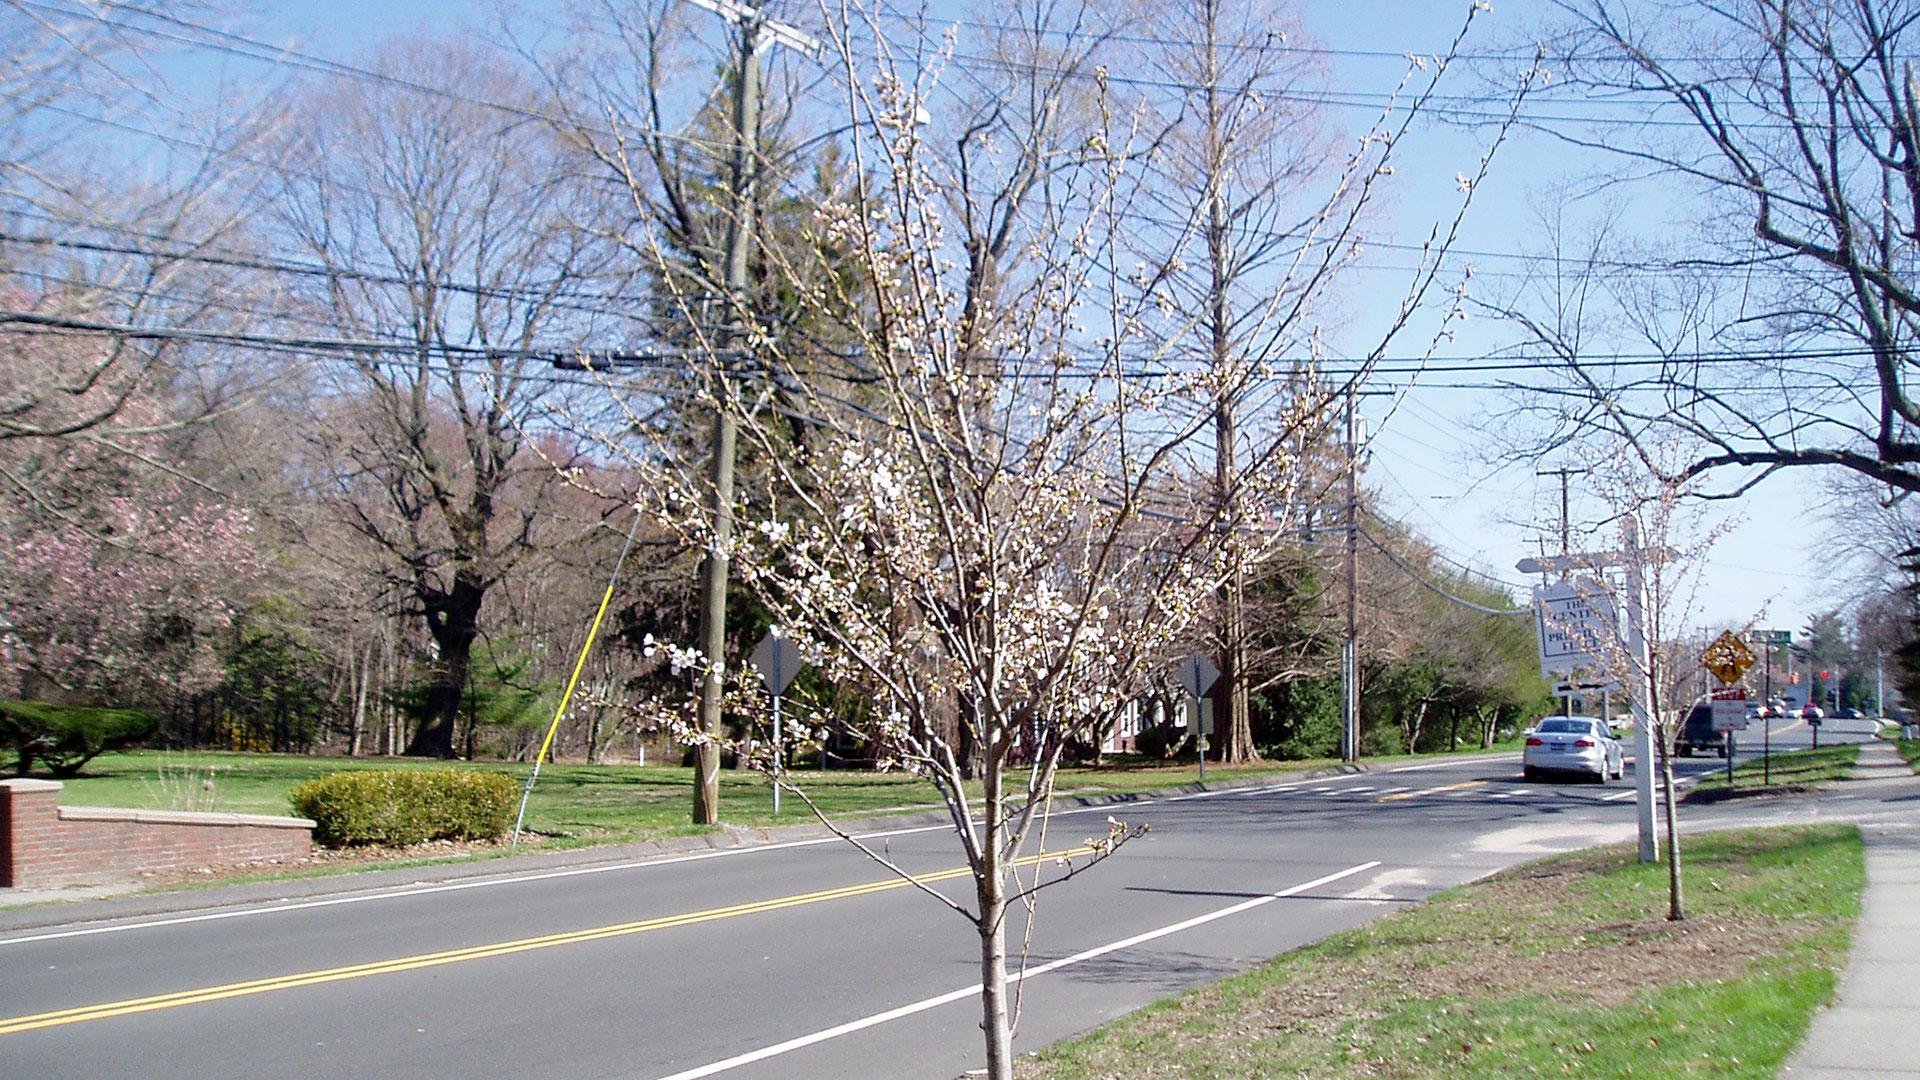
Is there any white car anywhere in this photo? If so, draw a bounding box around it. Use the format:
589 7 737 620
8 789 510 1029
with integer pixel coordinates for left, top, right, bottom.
1523 717 1624 783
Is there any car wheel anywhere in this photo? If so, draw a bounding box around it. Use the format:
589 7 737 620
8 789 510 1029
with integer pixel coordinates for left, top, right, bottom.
1717 747 1727 759
1523 766 1538 782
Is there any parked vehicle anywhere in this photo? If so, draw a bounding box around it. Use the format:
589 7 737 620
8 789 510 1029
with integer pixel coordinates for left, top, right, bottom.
1524 717 1624 782
1832 707 1864 720
1673 703 1729 758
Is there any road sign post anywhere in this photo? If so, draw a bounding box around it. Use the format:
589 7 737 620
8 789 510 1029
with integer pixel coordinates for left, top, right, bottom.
1177 653 1221 783
1748 629 1789 786
1702 631 1755 785
750 630 804 815
1520 541 1664 864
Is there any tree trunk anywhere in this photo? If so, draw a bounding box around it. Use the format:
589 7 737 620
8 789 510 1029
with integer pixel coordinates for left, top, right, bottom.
1405 695 1432 754
407 571 486 758
1656 716 1685 920
977 886 1012 1080
349 639 369 757
975 748 1013 1080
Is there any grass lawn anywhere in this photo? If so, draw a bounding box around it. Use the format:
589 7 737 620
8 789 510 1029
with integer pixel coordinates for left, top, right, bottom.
1686 744 1861 800
1899 738 1918 771
42 739 1530 841
20 740 1523 886
40 746 1510 847
1019 825 1862 1080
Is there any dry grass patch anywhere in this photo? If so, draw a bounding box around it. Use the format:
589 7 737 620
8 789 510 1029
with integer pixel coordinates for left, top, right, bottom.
1019 826 1861 1080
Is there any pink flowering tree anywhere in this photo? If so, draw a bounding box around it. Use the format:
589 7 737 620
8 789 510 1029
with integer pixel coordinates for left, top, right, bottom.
0 311 260 706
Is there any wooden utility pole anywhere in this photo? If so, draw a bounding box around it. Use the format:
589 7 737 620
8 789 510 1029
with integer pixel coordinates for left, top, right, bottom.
690 16 758 825
686 0 818 824
1342 382 1359 762
1536 466 1580 557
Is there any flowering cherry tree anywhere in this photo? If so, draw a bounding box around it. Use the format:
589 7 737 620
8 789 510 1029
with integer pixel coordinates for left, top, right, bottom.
559 5 1530 1074
574 50 1326 1080
0 313 260 704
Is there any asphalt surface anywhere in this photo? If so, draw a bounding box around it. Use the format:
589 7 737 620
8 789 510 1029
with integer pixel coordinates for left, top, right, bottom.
0 737 1891 1080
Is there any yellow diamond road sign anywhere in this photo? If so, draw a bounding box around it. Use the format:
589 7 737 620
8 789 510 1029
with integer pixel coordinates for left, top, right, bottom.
1700 630 1757 685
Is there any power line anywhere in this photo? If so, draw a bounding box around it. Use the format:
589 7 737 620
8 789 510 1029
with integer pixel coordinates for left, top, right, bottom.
1359 525 1531 617
16 0 730 154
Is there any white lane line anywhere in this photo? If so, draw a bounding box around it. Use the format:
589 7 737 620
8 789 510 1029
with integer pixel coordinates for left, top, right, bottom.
1602 790 1637 802
1388 758 1506 773
5 767 1334 946
1491 792 1515 800
0 821 944 948
0 758 1493 946
1377 786 1413 796
648 860 1384 1080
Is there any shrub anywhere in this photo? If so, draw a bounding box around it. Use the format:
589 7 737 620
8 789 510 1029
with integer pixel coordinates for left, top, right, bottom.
1 700 155 778
1132 723 1188 760
288 769 517 848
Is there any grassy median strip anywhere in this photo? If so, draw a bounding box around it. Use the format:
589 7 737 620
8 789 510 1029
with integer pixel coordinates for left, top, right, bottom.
1687 744 1861 800
1899 738 1919 772
1018 826 1862 1080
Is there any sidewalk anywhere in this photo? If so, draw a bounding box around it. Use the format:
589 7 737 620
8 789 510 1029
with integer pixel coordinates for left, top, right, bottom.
1780 739 1920 1079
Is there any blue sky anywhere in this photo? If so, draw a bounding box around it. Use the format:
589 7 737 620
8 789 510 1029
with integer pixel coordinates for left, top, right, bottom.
218 0 1841 637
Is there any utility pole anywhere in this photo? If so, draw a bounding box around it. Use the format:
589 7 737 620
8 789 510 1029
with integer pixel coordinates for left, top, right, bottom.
687 0 818 825
1537 465 1580 718
1342 382 1359 762
1536 466 1579 558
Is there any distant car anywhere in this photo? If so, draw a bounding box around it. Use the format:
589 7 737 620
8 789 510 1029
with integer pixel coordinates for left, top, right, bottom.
1832 707 1863 720
1674 703 1730 758
1524 717 1624 782
1800 704 1826 721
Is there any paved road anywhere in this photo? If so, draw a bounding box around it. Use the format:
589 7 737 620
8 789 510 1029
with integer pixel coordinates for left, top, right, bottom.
0 749 1872 1080
1687 712 1880 768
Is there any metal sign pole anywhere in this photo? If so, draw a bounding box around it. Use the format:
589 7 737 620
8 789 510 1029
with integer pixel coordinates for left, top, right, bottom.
751 630 806 818
1764 643 1772 786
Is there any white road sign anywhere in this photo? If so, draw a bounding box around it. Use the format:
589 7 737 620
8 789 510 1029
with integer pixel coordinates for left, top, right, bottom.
1533 578 1617 677
1711 688 1749 732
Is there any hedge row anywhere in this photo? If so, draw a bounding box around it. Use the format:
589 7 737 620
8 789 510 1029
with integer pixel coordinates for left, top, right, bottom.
2 700 154 778
288 769 517 848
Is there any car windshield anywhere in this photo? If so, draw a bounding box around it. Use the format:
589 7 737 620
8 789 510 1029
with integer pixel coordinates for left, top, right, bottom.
1536 719 1593 734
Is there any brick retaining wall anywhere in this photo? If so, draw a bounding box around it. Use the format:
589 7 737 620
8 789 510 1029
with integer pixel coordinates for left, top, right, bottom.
0 779 314 889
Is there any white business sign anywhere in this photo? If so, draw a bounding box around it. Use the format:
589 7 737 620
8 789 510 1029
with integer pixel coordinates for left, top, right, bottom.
1711 688 1749 732
1533 578 1617 677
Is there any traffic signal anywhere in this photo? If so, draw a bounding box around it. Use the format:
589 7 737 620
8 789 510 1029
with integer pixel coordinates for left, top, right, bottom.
1791 672 1801 684
1819 669 1831 680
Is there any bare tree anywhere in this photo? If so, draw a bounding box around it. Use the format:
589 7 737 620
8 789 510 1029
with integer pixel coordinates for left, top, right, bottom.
1131 0 1352 762
1529 0 1920 495
273 35 631 757
0 0 288 444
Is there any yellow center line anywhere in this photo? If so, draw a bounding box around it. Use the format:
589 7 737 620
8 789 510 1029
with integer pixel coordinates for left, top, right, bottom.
1377 779 1487 803
0 846 1094 1036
